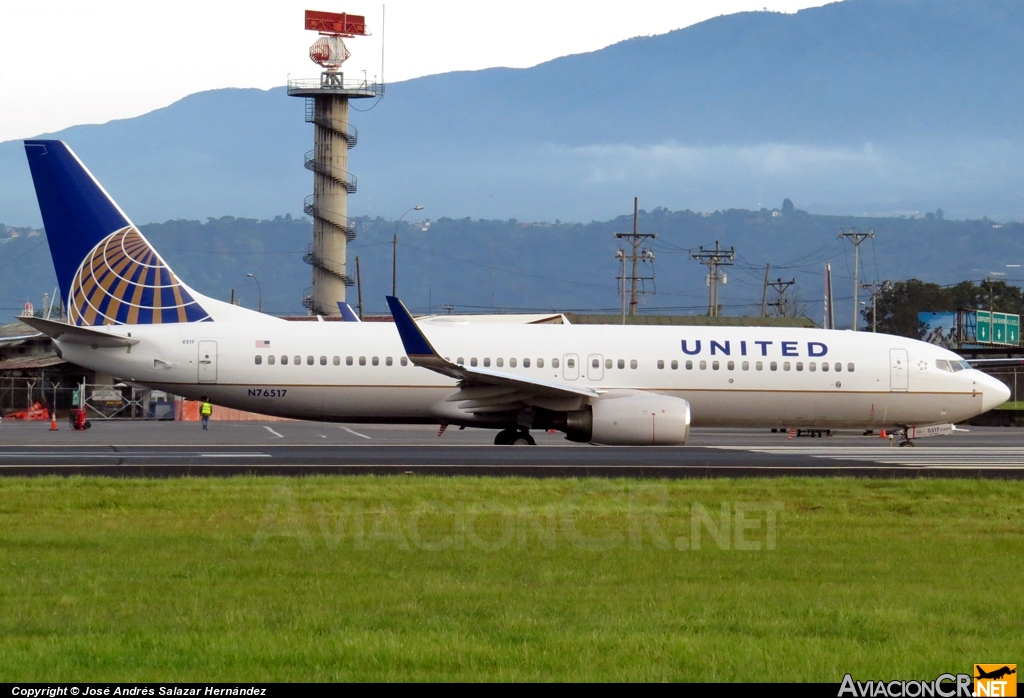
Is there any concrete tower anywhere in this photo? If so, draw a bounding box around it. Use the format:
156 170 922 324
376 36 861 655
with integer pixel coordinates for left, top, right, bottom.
288 10 382 316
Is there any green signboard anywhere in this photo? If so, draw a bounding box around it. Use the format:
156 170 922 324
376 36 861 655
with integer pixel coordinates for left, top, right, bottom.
976 311 1020 345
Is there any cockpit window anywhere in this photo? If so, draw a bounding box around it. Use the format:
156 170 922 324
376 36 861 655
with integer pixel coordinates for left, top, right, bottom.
950 360 965 372
935 359 951 372
959 360 973 371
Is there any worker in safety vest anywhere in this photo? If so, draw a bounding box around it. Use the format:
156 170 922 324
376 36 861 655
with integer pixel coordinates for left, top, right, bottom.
200 398 213 430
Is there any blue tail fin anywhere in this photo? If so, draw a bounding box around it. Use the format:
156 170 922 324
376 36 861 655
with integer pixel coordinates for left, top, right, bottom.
24 140 210 326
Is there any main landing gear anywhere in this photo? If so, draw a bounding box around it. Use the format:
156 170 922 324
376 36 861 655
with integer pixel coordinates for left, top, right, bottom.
494 428 536 445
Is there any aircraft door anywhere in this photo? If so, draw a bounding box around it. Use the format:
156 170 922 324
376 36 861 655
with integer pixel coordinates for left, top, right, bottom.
563 353 579 381
889 348 908 391
198 341 218 383
587 353 604 381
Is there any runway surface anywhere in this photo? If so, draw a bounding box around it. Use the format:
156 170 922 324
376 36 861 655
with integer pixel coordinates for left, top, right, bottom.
0 420 1022 478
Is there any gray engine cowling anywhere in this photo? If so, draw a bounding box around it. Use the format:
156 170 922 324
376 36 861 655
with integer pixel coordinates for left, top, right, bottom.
565 394 691 445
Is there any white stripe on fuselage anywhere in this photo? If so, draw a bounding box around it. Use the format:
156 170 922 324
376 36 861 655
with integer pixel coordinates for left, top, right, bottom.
54 321 995 428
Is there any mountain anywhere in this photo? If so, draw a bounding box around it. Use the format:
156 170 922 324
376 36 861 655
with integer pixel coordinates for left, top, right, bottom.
1 0 1023 227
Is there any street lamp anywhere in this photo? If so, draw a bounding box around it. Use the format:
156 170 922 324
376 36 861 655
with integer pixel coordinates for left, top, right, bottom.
393 205 424 297
246 273 262 313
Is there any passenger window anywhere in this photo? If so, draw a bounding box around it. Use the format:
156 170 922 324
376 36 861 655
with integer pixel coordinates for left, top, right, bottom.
294 356 301 366
497 358 504 367
400 357 408 366
712 360 720 370
510 358 518 368
796 362 803 371
742 361 749 371
592 358 600 368
657 360 665 369
319 356 326 366
457 357 464 365
333 356 340 366
372 357 379 366
770 361 777 371
834 362 842 372
727 361 735 371
255 355 262 365
386 357 393 366
821 362 829 372
847 363 855 372
484 358 491 367
755 361 763 371
783 362 791 371
268 355 275 365
524 358 531 368
686 360 693 370
281 355 288 365
346 356 353 366
470 358 478 367
630 359 638 369
359 356 366 366
537 358 544 368
809 362 816 372
617 359 625 369
671 360 678 370
605 358 612 369
552 358 559 368
700 360 707 370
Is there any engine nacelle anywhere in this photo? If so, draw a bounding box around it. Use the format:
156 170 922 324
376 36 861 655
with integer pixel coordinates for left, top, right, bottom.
565 394 691 445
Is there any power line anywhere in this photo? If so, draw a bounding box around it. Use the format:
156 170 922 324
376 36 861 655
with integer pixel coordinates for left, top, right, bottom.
613 197 657 318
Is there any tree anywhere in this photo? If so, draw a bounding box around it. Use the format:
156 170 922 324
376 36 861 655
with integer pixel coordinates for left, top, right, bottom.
867 279 949 337
868 278 1024 338
781 198 795 214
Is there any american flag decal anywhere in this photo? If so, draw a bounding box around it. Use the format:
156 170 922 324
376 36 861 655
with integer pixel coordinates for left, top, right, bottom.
256 340 271 347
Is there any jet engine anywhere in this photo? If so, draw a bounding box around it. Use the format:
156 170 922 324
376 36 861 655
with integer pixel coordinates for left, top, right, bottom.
565 394 691 445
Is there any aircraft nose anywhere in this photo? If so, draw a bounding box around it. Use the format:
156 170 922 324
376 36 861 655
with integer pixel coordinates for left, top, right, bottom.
980 373 1011 412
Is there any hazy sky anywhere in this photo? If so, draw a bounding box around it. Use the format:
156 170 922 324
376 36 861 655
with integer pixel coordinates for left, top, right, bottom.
0 0 829 143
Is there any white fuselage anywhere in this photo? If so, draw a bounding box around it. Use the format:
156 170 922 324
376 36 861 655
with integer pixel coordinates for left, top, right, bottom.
54 319 1009 430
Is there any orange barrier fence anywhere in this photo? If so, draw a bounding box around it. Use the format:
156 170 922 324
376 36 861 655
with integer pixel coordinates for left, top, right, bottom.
176 400 295 422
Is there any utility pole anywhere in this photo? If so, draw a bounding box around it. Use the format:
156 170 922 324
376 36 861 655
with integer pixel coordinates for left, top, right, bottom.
614 198 657 316
824 263 835 330
355 256 364 320
690 241 736 317
860 280 890 333
615 249 627 325
766 278 796 316
838 228 874 331
760 263 770 318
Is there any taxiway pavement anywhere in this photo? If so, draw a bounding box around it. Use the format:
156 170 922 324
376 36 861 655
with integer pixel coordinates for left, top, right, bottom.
1 420 1022 478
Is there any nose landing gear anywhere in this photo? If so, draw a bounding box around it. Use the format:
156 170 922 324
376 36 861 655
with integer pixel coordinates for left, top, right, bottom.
494 428 536 445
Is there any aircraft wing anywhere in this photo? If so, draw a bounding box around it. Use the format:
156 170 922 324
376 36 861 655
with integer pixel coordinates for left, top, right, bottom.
17 316 139 348
386 296 599 413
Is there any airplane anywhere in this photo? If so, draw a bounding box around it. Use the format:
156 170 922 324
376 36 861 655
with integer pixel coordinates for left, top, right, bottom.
975 666 1016 681
17 140 1011 446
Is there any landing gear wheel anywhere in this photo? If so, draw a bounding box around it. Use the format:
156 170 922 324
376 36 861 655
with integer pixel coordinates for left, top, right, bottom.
510 431 535 446
494 428 535 445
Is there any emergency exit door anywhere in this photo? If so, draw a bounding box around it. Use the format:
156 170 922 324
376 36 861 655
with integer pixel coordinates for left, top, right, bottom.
889 348 908 391
198 341 218 383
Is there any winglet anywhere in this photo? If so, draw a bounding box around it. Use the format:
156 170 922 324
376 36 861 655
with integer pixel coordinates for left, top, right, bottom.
386 296 439 358
337 301 361 322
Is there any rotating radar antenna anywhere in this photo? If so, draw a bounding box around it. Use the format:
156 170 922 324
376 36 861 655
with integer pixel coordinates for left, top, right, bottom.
305 10 369 74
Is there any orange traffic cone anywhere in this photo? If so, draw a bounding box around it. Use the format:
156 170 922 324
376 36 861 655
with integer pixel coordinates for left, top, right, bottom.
879 429 887 439
49 410 58 431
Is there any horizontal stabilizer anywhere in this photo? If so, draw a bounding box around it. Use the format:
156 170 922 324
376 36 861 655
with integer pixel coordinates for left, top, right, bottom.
18 316 139 348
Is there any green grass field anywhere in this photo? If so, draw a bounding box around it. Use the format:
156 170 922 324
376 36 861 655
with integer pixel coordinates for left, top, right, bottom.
0 476 1021 681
